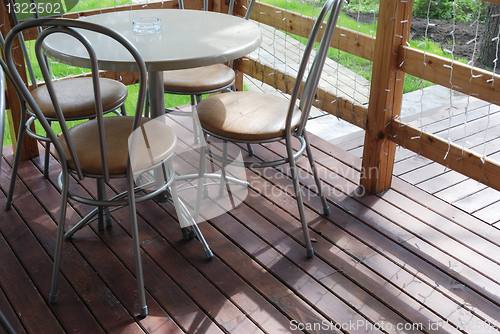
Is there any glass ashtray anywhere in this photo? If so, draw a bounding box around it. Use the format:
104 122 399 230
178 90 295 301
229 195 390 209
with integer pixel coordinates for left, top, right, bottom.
132 17 162 34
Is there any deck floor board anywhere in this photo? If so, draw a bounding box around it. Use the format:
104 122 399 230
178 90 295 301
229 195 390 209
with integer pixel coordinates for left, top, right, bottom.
1 112 500 333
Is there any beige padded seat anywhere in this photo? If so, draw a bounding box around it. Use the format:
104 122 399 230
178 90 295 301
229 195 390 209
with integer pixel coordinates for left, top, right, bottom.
57 116 177 175
163 64 235 93
196 91 301 141
29 77 128 118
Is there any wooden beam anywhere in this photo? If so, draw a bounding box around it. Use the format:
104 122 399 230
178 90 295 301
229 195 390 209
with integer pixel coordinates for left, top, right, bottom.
360 0 413 193
1 0 39 160
390 119 500 191
398 45 500 106
239 1 375 61
238 57 368 128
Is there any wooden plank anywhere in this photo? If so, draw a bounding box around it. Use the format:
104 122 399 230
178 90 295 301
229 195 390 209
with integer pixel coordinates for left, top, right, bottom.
360 0 412 193
453 187 500 214
473 199 500 224
390 119 500 193
416 169 469 193
433 177 487 203
398 46 500 107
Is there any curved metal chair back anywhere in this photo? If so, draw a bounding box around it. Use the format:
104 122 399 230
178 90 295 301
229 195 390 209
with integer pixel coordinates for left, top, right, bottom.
4 18 147 183
288 0 343 137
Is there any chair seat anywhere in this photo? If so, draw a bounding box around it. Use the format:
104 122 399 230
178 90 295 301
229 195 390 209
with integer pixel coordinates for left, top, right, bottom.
29 77 128 119
163 64 235 93
57 116 177 175
196 91 301 141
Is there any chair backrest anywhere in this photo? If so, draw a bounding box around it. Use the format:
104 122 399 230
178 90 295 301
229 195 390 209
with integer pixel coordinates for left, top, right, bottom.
3 18 148 182
179 0 255 19
6 0 44 89
286 0 343 137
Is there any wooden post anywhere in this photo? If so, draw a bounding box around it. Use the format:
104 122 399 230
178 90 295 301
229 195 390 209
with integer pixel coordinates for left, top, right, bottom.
360 0 413 193
1 0 39 160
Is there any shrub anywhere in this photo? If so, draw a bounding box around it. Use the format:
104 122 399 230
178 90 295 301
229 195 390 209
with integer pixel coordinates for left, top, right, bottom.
413 0 487 22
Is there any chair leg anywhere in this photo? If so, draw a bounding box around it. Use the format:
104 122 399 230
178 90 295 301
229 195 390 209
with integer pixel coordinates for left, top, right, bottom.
190 95 199 145
6 110 27 210
119 104 127 116
0 309 17 334
126 165 148 317
169 170 213 260
246 143 254 156
43 120 51 178
49 169 70 304
287 143 314 258
144 87 150 118
97 178 112 230
193 139 207 223
218 140 228 196
304 132 329 215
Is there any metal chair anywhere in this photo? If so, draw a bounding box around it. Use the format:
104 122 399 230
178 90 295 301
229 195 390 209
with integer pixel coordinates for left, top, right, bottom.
4 17 212 317
153 0 256 145
3 0 128 211
196 0 343 258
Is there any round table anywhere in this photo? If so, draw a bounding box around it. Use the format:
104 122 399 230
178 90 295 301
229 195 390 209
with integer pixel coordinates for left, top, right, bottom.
42 9 262 117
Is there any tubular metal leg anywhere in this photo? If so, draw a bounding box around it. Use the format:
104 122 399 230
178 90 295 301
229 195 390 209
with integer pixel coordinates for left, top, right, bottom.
97 178 112 230
126 165 148 317
43 121 51 178
218 141 228 196
193 139 208 224
49 169 70 304
246 143 254 156
6 108 27 210
190 95 199 145
144 87 150 118
0 309 17 334
287 143 314 258
119 104 127 116
304 132 329 215
170 176 213 259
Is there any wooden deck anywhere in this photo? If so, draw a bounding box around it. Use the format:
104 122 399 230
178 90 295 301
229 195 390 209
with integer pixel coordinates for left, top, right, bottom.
1 109 500 334
332 96 500 225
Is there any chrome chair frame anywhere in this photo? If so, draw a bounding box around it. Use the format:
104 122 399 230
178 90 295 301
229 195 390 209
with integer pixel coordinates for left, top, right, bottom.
197 0 343 257
4 18 172 317
4 0 127 185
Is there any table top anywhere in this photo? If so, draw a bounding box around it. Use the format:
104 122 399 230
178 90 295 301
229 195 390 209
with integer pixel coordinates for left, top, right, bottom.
42 9 261 72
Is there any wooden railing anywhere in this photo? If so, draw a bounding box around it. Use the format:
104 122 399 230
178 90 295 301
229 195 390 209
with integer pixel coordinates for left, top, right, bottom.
3 0 500 194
